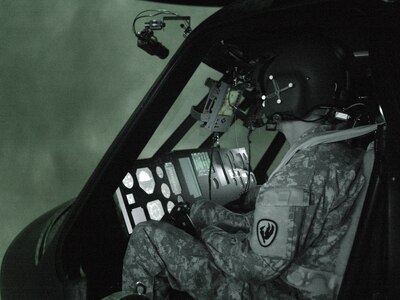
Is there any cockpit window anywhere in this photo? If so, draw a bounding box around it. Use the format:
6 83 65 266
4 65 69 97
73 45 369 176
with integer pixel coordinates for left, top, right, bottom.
138 62 222 159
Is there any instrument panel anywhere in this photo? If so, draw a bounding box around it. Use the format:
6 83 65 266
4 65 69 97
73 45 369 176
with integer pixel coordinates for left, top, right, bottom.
114 147 256 234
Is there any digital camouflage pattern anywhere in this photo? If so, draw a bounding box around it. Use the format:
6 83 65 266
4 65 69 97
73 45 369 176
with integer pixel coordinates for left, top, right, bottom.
122 220 295 299
122 125 365 299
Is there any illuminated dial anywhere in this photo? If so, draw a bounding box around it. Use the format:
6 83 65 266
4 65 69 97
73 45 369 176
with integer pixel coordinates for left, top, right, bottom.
122 172 134 189
156 166 164 178
136 168 155 194
147 200 164 220
161 183 171 199
126 193 135 205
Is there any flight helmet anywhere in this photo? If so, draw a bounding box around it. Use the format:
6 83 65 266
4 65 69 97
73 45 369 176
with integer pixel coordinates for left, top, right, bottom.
255 37 352 123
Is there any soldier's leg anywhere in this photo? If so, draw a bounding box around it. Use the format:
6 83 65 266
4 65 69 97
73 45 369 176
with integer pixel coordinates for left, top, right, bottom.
122 220 174 299
123 220 258 299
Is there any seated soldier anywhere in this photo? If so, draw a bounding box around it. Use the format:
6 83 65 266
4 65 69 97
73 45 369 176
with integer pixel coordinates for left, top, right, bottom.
121 37 366 299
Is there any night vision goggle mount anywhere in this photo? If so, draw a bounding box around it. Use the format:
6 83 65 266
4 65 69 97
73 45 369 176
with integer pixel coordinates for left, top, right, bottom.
190 51 271 133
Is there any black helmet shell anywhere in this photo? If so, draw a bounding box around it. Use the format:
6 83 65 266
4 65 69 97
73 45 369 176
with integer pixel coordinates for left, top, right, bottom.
259 38 350 120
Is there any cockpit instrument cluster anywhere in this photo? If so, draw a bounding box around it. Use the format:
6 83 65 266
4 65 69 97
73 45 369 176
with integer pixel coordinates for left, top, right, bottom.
114 147 256 234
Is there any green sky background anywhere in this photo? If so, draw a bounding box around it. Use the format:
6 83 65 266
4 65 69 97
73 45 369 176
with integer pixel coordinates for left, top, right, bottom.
0 0 218 275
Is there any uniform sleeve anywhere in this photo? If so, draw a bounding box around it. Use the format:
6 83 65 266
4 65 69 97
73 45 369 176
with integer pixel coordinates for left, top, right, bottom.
190 199 253 233
200 185 309 283
201 225 289 283
249 186 308 258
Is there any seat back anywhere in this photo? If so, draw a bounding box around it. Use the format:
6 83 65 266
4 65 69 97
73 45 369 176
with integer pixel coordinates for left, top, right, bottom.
335 142 375 287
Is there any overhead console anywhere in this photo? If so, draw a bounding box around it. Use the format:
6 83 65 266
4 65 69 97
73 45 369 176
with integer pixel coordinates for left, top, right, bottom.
114 147 256 235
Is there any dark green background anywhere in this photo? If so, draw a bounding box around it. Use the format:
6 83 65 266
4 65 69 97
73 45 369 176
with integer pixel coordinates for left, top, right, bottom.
0 0 217 271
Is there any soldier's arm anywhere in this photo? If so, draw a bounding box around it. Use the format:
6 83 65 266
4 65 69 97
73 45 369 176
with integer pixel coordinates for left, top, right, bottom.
249 186 308 257
190 199 253 233
200 186 308 282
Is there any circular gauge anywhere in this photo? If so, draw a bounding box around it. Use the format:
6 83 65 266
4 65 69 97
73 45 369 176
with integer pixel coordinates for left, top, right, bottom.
167 201 175 213
122 172 134 189
161 183 171 199
156 166 164 178
136 168 155 194
147 200 164 221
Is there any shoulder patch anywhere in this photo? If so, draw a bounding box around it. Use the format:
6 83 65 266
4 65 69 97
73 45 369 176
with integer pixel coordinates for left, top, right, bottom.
257 219 278 247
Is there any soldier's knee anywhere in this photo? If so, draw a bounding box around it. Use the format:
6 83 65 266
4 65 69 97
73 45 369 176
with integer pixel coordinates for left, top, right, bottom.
132 220 179 245
132 220 159 238
127 221 164 257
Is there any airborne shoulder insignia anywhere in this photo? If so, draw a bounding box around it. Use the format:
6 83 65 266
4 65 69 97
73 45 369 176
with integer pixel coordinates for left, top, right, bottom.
257 219 278 247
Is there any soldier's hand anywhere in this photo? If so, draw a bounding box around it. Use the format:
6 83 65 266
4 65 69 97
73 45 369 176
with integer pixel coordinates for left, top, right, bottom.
162 202 197 237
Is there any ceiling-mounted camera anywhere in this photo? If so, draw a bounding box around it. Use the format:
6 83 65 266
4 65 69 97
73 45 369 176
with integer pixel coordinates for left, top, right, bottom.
133 10 191 59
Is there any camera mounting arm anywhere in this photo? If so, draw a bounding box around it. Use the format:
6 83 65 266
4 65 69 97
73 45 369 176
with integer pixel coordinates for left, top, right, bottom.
133 9 191 59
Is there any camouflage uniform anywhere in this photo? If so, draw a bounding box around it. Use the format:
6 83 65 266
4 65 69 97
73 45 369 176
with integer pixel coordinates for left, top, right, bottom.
122 125 365 299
